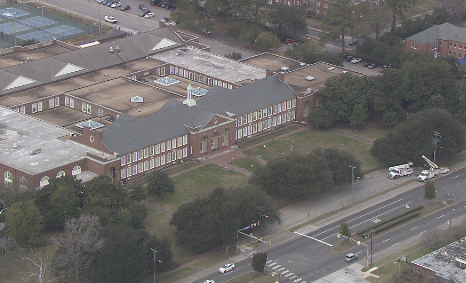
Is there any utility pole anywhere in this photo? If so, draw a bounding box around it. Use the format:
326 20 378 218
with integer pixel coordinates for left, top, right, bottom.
370 229 374 266
150 248 157 283
257 207 268 244
432 131 441 162
349 165 356 203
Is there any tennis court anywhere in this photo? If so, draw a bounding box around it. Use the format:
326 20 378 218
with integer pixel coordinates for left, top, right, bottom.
0 3 99 48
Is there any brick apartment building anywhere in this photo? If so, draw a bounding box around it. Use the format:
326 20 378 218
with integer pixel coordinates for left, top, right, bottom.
404 22 466 59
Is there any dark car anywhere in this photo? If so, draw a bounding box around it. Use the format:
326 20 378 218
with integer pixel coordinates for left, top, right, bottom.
340 53 348 59
158 2 167 7
349 40 358 46
139 4 148 11
120 5 130 10
363 62 369 67
293 41 303 47
345 55 354 62
101 0 112 5
106 0 116 6
150 0 161 5
166 4 176 10
368 62 379 69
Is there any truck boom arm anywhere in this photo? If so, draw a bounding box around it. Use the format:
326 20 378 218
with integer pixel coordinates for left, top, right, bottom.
422 155 438 170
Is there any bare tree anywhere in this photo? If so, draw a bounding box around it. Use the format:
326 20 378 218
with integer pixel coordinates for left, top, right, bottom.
422 228 443 250
19 245 60 283
53 215 105 283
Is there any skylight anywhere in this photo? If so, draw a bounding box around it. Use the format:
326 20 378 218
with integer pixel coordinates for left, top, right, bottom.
76 120 105 130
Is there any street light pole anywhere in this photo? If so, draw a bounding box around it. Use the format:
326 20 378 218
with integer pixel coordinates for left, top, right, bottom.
349 165 356 203
258 207 268 244
12 12 16 46
98 4 101 33
150 248 157 283
39 6 45 42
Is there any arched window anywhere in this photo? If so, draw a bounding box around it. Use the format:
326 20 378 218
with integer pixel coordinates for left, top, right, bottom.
72 166 81 176
40 176 49 187
4 171 13 188
56 171 66 178
20 177 28 191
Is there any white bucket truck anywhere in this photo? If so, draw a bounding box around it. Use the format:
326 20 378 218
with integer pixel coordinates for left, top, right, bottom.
387 162 414 179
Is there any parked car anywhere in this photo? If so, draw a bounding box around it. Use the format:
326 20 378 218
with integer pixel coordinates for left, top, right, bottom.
139 4 148 11
340 53 348 59
150 0 161 5
106 0 117 6
363 62 369 67
367 62 379 69
202 28 212 35
202 281 215 283
284 38 295 44
120 5 130 10
349 40 358 46
158 2 167 7
144 12 155 18
218 263 235 273
345 253 358 262
110 2 121 8
104 15 117 23
139 10 152 16
345 56 354 62
166 4 176 10
351 57 362 64
101 0 112 5
293 41 303 47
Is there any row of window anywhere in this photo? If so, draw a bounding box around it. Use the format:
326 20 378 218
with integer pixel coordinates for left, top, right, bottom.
169 66 233 89
448 50 466 58
3 168 79 190
236 111 295 139
316 2 328 8
121 135 188 166
121 148 188 179
449 42 466 49
236 99 296 127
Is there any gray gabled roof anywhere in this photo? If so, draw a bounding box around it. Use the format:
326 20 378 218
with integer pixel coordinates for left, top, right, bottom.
0 28 185 95
406 22 466 44
197 75 297 116
101 75 297 155
102 100 217 154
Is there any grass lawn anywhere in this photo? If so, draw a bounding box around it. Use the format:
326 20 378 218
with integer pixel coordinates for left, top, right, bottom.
230 158 265 172
249 128 383 172
335 122 390 140
147 163 250 212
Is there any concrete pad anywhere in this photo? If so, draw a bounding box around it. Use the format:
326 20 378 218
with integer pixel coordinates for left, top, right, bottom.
313 263 368 283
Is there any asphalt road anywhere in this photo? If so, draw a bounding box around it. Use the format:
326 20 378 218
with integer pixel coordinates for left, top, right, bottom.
194 167 466 283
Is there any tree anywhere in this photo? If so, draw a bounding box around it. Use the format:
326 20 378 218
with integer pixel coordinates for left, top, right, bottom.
90 224 175 283
19 246 61 283
249 153 333 199
284 40 324 64
128 183 147 202
125 202 148 229
349 104 367 130
239 24 264 47
82 176 128 225
371 108 465 165
171 186 280 253
387 0 410 32
422 228 443 250
266 4 307 36
340 219 351 239
225 51 243 60
4 200 43 246
253 31 281 51
53 215 105 283
424 179 436 203
147 170 175 199
361 4 391 40
252 251 268 273
391 266 441 283
313 147 363 186
224 21 242 40
319 0 356 53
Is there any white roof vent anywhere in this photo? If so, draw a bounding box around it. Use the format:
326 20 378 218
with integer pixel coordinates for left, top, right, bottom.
305 76 315 81
328 67 335 71
281 67 290 71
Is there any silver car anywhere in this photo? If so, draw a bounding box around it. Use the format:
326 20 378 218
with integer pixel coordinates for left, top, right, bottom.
345 253 358 262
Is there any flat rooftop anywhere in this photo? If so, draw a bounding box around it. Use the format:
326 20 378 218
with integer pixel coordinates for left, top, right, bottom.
241 52 306 73
412 237 466 282
283 62 365 93
150 46 267 84
0 57 166 107
0 45 74 69
0 106 112 175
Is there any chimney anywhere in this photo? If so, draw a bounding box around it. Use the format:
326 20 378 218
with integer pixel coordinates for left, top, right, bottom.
276 72 285 82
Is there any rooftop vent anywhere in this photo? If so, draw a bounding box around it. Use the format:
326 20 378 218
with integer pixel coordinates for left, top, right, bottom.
108 47 115 54
114 45 121 53
30 148 41 155
305 76 315 81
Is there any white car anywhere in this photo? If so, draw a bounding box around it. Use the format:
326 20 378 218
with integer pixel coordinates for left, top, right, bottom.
218 263 235 273
111 2 121 8
202 281 215 283
351 58 362 64
345 253 358 262
104 15 117 23
144 12 155 18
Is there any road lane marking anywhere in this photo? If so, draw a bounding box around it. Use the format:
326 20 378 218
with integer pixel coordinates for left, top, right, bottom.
294 232 333 247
